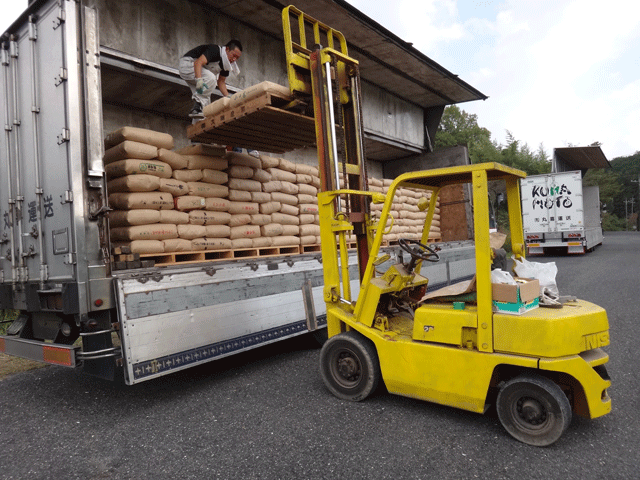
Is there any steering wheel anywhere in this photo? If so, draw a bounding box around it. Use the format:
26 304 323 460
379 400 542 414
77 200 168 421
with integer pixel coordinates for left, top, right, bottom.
398 238 440 272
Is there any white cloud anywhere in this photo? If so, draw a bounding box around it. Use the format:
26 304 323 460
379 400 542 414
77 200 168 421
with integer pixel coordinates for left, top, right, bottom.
347 0 640 159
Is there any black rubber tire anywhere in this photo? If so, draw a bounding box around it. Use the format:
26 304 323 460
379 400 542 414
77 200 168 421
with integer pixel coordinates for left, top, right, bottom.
496 374 572 447
319 331 381 402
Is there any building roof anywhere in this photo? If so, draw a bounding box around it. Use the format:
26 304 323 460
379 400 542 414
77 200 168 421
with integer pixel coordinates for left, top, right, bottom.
213 0 487 109
554 146 611 171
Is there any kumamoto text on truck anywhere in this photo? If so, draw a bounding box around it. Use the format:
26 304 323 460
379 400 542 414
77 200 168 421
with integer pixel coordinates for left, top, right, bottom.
0 0 479 383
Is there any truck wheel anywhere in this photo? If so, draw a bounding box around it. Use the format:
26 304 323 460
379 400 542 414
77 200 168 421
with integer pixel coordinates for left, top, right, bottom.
320 331 380 402
497 374 571 447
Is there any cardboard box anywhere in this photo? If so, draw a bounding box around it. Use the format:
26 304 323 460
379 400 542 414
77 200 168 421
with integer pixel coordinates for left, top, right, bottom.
492 278 539 303
492 278 540 315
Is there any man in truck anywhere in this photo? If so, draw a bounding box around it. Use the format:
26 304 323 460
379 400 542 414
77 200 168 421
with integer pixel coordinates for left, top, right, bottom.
178 39 242 118
178 39 259 157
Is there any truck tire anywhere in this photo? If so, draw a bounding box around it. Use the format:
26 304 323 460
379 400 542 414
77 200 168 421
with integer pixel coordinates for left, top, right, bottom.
320 331 380 402
496 373 571 447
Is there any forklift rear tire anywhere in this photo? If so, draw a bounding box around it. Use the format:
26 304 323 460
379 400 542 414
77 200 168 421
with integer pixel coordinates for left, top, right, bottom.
496 374 572 447
320 331 381 402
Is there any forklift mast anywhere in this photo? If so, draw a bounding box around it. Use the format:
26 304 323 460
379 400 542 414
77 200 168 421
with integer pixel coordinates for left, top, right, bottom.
282 6 371 288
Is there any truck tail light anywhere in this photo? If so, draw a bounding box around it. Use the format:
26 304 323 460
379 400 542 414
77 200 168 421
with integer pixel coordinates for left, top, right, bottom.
526 234 540 240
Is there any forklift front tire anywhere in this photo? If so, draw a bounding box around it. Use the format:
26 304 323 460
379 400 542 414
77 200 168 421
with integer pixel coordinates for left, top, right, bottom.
320 331 381 402
496 373 572 447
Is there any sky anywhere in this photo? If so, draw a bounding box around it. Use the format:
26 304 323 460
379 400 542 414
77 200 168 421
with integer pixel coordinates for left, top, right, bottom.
2 1 638 160
346 0 640 160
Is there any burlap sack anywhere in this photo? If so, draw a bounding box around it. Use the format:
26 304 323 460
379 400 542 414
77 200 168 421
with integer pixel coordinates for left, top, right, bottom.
104 127 174 150
107 175 160 193
173 169 203 182
231 238 253 249
157 148 188 170
295 173 313 184
228 178 261 192
259 202 281 215
205 225 231 238
174 195 206 211
229 202 259 215
295 163 318 176
228 165 254 179
202 95 230 117
225 151 261 169
183 155 228 171
187 182 229 198
297 194 316 204
163 238 193 252
159 178 189 197
189 210 231 225
205 197 231 212
177 224 207 240
228 81 291 109
279 181 299 195
271 212 299 226
250 191 271 203
261 181 282 193
271 192 298 206
267 168 297 183
103 140 158 165
228 189 252 202
229 225 261 240
272 236 299 247
191 237 232 251
277 157 296 173
261 223 284 237
300 235 317 245
300 224 320 236
159 210 189 224
106 159 172 179
259 154 280 169
109 192 173 210
279 203 299 216
297 184 318 196
202 169 228 185
252 237 273 248
110 223 178 241
299 203 319 214
177 144 226 157
250 214 271 226
109 209 161 227
281 225 300 236
112 240 165 254
299 214 315 225
311 176 321 188
252 169 272 183
229 214 251 227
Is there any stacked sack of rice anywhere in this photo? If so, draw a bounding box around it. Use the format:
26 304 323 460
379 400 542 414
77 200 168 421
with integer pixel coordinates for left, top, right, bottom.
369 178 441 242
257 155 321 247
105 127 183 255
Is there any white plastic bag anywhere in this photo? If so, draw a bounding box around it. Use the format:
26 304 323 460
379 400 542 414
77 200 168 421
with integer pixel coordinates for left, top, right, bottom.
491 269 517 285
512 256 560 304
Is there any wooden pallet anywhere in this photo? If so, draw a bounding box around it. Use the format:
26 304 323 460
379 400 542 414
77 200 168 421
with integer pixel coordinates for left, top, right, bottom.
138 244 304 266
187 92 317 153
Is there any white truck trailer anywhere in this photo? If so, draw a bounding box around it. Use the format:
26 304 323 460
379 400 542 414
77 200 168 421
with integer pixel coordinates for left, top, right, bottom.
0 0 476 383
521 170 603 255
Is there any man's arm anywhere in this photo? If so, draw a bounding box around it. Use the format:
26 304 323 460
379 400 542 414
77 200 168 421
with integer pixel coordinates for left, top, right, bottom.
217 75 230 97
193 54 208 79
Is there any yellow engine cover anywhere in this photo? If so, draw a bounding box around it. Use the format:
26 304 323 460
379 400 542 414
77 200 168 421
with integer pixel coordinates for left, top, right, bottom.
493 299 609 357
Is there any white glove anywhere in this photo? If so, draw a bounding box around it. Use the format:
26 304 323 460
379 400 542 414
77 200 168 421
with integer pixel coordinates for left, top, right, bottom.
195 78 207 94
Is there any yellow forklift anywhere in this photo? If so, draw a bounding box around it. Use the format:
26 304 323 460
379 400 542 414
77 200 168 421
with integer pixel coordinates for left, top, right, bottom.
282 6 611 446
